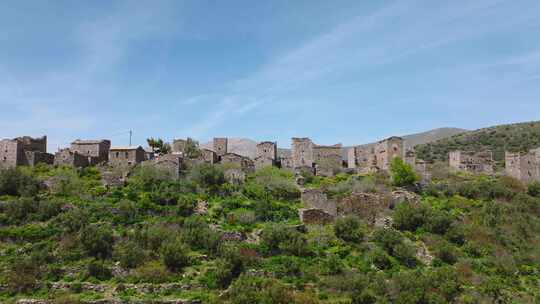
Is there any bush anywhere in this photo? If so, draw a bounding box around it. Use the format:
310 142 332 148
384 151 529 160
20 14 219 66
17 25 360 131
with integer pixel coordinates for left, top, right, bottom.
161 238 190 272
260 224 309 256
392 202 428 232
226 274 296 304
6 257 40 293
246 167 300 200
0 167 40 197
187 163 225 192
86 260 112 280
369 248 393 270
334 216 366 243
128 165 172 192
80 223 114 259
182 216 221 253
115 241 146 269
132 261 171 283
528 181 540 197
389 157 419 187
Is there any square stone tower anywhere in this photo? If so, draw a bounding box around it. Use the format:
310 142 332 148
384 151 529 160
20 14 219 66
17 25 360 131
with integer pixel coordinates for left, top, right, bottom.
292 137 314 168
213 138 228 157
256 141 277 160
375 136 404 171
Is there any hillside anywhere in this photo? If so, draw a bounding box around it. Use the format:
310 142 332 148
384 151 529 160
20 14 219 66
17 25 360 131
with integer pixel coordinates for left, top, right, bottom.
0 160 538 303
415 121 540 163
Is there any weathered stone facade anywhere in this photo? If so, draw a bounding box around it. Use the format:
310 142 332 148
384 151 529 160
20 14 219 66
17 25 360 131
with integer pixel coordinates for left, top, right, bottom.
299 208 334 225
301 188 337 216
71 139 111 165
505 148 540 183
54 148 89 167
256 141 277 160
449 150 493 174
280 156 294 170
338 192 390 225
313 144 342 176
221 152 255 173
292 137 314 168
199 148 218 164
109 146 146 167
151 154 184 179
213 137 228 158
404 149 416 167
375 136 403 171
254 156 274 170
0 136 52 168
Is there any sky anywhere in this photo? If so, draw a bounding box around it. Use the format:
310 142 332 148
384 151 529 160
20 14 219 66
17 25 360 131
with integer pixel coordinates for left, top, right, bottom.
0 0 539 151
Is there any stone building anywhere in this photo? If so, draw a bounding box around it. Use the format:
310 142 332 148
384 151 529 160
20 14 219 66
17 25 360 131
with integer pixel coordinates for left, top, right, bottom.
280 156 294 170
256 141 277 161
301 188 337 216
292 138 314 168
505 148 540 184
375 136 403 171
313 144 342 176
71 139 111 165
404 150 416 167
109 146 145 167
449 150 494 174
213 138 228 158
0 136 53 168
221 152 254 173
199 148 218 164
150 154 184 179
54 148 89 168
254 156 274 170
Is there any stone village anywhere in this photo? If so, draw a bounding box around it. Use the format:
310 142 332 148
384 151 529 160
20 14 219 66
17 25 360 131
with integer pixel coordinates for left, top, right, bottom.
1 134 539 225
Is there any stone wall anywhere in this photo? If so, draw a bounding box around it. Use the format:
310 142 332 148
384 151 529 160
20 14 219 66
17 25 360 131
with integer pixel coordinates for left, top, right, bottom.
199 148 218 164
0 139 23 168
17 136 47 153
71 139 111 164
221 153 254 173
225 168 246 184
301 188 337 216
299 208 334 225
375 136 403 171
338 192 390 225
109 146 146 167
152 154 184 179
54 148 89 168
172 139 188 154
254 156 274 170
505 149 540 183
24 151 54 166
449 150 493 174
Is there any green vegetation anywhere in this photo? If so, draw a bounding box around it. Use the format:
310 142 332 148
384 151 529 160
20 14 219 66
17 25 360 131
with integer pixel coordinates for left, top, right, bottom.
416 121 540 164
0 162 538 303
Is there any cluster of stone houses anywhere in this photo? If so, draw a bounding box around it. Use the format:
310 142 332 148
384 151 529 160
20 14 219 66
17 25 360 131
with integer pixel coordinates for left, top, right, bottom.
1 135 539 184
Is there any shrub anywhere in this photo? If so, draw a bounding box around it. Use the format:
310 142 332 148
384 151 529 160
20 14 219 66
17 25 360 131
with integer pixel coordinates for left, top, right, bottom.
6 257 40 293
161 238 190 272
334 215 366 243
372 229 403 255
115 241 146 269
369 248 393 270
389 157 419 187
0 167 40 197
393 242 418 268
187 163 225 192
434 243 459 265
352 289 378 304
392 202 428 232
181 216 221 253
86 260 112 280
246 167 300 200
132 261 171 284
261 224 309 256
226 274 296 304
48 167 86 197
79 223 114 259
528 181 540 197
128 165 172 192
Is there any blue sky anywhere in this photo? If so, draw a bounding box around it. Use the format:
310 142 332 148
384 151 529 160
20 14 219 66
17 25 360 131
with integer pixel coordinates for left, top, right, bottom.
1 0 539 151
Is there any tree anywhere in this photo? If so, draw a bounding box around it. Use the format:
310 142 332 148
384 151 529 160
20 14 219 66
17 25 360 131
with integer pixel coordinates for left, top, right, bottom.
184 137 201 158
389 157 419 187
161 238 190 272
80 223 114 259
334 215 366 243
146 137 171 154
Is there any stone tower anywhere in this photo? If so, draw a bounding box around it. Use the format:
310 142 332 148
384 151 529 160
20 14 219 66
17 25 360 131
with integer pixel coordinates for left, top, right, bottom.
292 137 314 168
375 136 403 171
256 141 277 160
213 138 228 157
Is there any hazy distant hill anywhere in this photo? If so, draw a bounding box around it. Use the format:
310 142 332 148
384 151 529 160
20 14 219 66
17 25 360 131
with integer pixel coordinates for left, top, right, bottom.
415 121 540 163
200 127 466 159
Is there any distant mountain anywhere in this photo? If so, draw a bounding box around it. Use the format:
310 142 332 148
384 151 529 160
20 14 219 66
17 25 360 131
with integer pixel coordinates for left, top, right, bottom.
415 121 540 164
200 127 466 159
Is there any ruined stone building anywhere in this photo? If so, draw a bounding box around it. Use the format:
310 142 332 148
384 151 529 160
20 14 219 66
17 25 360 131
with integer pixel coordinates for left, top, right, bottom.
404 150 416 167
150 154 184 179
0 136 53 168
213 138 228 158
71 139 111 165
313 144 343 176
220 152 255 173
449 150 494 174
375 136 403 171
505 148 540 183
199 148 218 164
292 138 314 168
256 141 277 160
280 156 294 170
54 148 89 168
108 146 145 167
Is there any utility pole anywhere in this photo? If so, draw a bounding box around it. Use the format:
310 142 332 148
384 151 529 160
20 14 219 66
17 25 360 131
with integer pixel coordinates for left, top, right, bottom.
129 130 132 147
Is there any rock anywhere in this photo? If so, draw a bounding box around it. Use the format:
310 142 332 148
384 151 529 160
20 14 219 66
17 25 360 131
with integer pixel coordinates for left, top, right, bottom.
416 242 434 265
299 208 335 225
246 229 262 244
374 215 393 229
220 231 245 242
390 189 420 208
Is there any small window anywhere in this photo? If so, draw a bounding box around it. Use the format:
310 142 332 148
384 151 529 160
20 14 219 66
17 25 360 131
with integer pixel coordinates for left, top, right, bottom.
116 152 119 158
